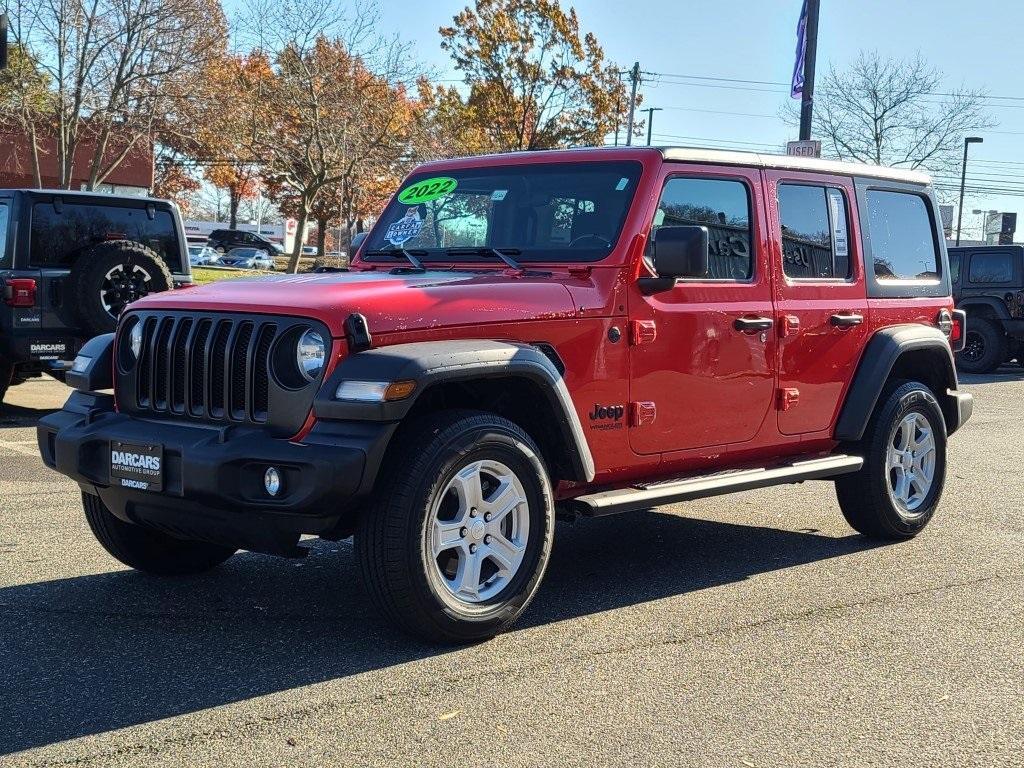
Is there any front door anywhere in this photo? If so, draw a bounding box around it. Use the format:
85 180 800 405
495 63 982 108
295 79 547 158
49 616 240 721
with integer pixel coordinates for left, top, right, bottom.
629 166 777 455
764 171 870 435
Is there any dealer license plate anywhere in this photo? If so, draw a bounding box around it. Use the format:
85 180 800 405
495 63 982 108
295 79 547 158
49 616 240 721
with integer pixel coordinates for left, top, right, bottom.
110 441 164 492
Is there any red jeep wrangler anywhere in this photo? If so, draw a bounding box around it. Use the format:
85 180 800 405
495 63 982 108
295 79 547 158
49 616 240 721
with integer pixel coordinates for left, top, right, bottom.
38 148 972 643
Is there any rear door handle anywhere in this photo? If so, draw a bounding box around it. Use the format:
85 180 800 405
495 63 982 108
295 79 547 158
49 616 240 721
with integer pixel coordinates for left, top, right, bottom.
733 316 774 333
830 313 864 328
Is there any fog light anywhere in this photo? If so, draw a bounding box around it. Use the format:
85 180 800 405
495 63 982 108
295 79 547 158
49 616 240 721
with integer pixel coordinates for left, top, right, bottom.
264 467 282 497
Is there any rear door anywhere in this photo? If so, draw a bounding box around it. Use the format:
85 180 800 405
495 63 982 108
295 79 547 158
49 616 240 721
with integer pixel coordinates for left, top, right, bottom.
765 170 870 435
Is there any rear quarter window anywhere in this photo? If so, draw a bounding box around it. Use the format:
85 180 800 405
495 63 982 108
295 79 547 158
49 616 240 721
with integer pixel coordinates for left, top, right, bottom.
968 251 1014 284
856 179 949 299
866 190 938 281
30 202 181 269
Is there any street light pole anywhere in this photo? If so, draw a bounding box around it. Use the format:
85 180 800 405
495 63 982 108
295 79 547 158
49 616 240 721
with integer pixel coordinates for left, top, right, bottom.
956 136 984 246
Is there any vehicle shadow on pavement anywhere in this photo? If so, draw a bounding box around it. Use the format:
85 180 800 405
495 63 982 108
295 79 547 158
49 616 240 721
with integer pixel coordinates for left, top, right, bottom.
0 512 877 755
959 365 1024 385
0 402 59 429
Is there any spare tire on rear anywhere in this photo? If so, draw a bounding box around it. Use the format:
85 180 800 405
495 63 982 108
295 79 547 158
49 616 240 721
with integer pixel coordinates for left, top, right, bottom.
67 240 174 335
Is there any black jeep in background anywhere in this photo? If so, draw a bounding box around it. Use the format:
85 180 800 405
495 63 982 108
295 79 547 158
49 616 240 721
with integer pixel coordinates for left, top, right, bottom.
0 190 191 406
949 245 1024 373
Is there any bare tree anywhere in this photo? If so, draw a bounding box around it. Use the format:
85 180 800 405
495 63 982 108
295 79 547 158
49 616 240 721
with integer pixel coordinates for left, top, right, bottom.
804 52 994 175
4 0 225 189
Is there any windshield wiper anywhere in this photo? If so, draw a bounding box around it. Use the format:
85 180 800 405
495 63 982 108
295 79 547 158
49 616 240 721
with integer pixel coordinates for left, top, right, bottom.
365 247 427 271
445 247 524 272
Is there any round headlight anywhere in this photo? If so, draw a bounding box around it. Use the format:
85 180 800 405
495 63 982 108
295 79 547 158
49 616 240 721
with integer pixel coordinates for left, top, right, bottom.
129 321 144 359
296 329 326 381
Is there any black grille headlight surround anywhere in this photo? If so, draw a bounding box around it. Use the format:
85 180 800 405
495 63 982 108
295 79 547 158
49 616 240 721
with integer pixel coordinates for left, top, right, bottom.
117 315 143 372
296 328 326 381
129 320 144 359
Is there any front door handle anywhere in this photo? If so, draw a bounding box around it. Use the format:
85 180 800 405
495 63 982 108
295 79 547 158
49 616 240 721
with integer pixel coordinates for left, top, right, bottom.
830 313 864 328
733 316 774 333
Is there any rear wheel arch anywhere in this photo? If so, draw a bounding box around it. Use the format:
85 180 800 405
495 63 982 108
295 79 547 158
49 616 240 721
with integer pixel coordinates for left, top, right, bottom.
958 298 1008 321
836 326 961 442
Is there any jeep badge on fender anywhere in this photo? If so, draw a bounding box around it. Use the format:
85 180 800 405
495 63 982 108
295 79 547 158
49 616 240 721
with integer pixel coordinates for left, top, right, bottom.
37 146 972 644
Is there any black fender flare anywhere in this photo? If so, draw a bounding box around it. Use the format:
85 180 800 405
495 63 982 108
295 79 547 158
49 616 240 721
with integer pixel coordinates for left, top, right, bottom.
835 325 970 441
314 340 596 484
957 297 1011 321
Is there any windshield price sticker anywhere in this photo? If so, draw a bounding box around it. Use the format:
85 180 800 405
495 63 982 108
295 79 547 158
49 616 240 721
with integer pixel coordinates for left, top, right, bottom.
398 176 458 205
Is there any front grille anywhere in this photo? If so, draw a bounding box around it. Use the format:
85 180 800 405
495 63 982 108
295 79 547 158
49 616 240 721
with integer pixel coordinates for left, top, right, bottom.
133 314 279 424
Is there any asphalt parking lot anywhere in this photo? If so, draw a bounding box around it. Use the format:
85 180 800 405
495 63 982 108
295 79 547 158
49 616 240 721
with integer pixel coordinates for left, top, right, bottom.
1 374 1021 767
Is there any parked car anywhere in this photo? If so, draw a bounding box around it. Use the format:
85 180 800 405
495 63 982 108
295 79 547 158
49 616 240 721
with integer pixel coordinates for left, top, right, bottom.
947 244 1024 372
188 245 220 266
206 228 282 256
219 247 276 270
38 147 971 644
302 246 318 257
1 189 189 406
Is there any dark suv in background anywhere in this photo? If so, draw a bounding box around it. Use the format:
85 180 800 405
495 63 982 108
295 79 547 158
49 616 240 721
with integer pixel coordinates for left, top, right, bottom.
948 245 1024 372
206 229 282 256
0 190 190 405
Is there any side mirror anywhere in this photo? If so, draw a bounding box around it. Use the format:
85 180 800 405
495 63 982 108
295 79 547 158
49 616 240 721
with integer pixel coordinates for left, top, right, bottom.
638 225 709 295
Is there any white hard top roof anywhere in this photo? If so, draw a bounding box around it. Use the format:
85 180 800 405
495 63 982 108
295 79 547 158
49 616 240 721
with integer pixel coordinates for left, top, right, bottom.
658 147 932 185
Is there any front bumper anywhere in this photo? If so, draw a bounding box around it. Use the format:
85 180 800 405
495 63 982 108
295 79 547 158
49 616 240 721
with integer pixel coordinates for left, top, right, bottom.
37 391 393 555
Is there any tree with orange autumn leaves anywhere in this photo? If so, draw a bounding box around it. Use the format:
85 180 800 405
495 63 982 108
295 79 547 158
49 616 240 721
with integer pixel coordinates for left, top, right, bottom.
252 33 421 272
433 0 630 153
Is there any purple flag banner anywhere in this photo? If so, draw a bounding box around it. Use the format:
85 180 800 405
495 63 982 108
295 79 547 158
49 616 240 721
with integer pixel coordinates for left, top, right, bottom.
791 0 808 99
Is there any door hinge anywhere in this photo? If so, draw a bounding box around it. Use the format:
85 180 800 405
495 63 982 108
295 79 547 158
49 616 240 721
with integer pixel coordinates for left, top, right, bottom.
630 401 657 427
777 388 800 411
630 319 657 345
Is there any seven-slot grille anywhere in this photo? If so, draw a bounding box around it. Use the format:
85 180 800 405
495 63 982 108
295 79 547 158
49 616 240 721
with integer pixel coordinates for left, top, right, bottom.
133 315 277 423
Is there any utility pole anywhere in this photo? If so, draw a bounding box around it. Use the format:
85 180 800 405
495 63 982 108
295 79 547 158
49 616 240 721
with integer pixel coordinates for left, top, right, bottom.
625 62 641 146
798 0 820 141
644 107 663 146
0 13 9 71
956 136 984 246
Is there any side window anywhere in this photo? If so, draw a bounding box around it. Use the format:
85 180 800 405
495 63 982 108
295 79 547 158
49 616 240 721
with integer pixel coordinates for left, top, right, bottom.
30 203 181 268
949 252 961 284
865 190 939 281
968 252 1013 284
652 177 753 280
778 184 851 279
0 203 10 269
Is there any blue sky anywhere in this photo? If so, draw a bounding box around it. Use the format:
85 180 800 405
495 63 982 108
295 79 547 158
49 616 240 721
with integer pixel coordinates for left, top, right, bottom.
374 0 1024 240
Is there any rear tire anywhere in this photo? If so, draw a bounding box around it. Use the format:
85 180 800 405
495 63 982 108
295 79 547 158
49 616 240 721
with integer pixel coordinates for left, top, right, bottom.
356 410 555 644
83 493 236 575
835 381 947 540
67 241 174 335
956 318 1006 374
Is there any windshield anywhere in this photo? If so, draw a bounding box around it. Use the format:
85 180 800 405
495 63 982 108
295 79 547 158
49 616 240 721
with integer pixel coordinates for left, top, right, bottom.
362 161 643 264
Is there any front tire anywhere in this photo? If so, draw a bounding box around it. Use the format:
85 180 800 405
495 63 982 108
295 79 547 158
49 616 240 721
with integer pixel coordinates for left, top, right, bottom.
956 318 1006 374
836 381 947 540
357 411 555 644
83 493 236 575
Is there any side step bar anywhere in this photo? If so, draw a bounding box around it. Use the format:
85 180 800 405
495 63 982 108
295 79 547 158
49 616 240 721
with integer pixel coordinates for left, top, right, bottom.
568 454 863 517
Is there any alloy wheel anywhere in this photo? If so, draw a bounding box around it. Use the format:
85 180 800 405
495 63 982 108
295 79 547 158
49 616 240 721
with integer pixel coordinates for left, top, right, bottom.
424 459 530 607
100 264 154 319
886 412 937 518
